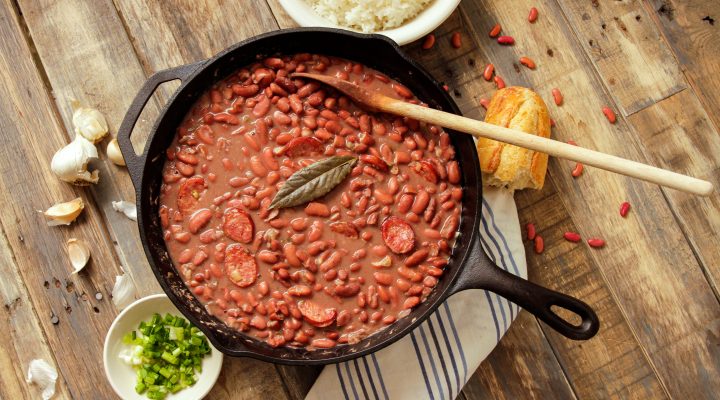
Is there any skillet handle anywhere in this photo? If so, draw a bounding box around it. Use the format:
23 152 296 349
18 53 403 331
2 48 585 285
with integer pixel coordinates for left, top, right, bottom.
117 61 204 189
450 237 600 340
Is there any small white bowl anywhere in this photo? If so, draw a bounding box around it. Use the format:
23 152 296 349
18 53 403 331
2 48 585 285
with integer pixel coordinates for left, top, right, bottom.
278 0 461 45
103 294 224 400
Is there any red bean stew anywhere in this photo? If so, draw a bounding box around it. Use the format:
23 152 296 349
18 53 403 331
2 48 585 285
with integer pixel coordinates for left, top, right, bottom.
159 54 462 349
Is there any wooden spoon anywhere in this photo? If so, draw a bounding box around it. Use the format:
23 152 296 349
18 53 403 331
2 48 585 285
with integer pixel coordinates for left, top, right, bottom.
293 72 714 196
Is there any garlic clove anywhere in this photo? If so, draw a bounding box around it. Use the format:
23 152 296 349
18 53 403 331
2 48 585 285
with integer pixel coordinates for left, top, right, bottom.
67 238 91 274
112 273 137 310
50 135 99 185
44 197 84 226
112 200 137 221
72 104 108 144
106 138 125 166
26 359 58 400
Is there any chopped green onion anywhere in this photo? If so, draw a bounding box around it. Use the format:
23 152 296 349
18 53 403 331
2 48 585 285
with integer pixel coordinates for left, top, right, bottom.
119 313 211 399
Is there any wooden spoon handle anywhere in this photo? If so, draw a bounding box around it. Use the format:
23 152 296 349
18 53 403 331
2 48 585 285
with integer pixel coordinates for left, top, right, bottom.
383 100 714 196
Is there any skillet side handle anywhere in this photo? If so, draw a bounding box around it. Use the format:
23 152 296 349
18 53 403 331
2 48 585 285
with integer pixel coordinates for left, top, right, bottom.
449 237 599 340
117 61 204 189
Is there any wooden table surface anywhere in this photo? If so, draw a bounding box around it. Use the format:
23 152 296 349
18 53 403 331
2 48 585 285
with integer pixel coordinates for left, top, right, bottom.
2 0 719 399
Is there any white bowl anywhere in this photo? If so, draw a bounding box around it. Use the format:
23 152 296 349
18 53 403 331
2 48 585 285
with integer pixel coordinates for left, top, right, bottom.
278 0 461 45
103 294 224 400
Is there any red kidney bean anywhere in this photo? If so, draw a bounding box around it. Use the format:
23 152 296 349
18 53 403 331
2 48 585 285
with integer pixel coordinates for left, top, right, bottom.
319 251 342 272
440 215 459 240
482 63 495 81
489 23 501 37
411 190 430 214
451 32 462 48
403 296 420 309
519 56 536 69
552 88 563 106
422 34 436 50
587 238 606 248
188 209 213 233
528 7 539 22
564 232 581 242
305 202 330 217
526 223 536 240
497 35 515 45
571 162 584 177
494 75 506 89
620 201 631 217
602 106 617 123
534 235 544 254
405 249 429 267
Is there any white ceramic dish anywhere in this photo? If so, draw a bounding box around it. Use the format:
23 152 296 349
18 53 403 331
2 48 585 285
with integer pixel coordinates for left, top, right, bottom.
103 294 223 400
277 0 461 45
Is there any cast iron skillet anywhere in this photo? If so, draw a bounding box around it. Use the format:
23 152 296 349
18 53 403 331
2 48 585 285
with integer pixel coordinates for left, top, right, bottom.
117 28 599 365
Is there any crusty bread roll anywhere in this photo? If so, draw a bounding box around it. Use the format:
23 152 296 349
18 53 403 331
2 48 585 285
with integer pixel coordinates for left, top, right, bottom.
476 86 551 190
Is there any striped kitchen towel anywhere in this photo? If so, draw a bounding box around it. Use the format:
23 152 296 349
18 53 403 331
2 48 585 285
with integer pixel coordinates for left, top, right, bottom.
306 186 526 400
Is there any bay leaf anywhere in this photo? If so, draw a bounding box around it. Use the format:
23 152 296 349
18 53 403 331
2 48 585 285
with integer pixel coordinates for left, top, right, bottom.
269 156 357 210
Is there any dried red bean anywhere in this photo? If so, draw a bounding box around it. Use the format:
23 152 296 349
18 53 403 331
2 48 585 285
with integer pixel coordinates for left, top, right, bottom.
620 201 631 217
451 32 462 48
571 162 584 177
483 63 494 81
526 223 536 240
494 76 506 89
489 23 501 38
534 235 544 254
519 56 536 69
479 98 490 110
422 34 436 50
602 106 617 123
528 7 538 23
551 88 563 106
587 238 606 248
563 232 581 242
497 35 515 45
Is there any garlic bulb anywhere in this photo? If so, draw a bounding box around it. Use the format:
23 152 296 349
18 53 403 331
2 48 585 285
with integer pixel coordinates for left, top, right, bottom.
106 138 125 166
50 135 99 185
67 238 91 274
112 273 137 310
44 197 84 226
112 200 137 221
26 359 57 400
72 103 108 143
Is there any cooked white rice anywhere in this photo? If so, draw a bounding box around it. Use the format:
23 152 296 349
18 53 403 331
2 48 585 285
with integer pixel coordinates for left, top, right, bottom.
306 0 433 32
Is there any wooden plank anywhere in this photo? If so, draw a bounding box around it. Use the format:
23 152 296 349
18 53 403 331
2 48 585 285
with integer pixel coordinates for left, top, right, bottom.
627 89 720 295
556 0 686 116
0 0 128 397
646 0 720 129
459 312 577 400
0 226 71 400
457 1 720 398
110 1 308 398
18 0 163 296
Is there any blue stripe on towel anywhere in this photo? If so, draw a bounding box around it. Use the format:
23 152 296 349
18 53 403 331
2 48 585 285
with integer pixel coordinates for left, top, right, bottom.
419 324 444 398
433 312 461 398
410 331 435 399
344 362 359 400
427 317 454 397
361 356 380 400
352 359 370 400
443 302 468 382
484 290 501 342
370 353 389 400
336 364 350 400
